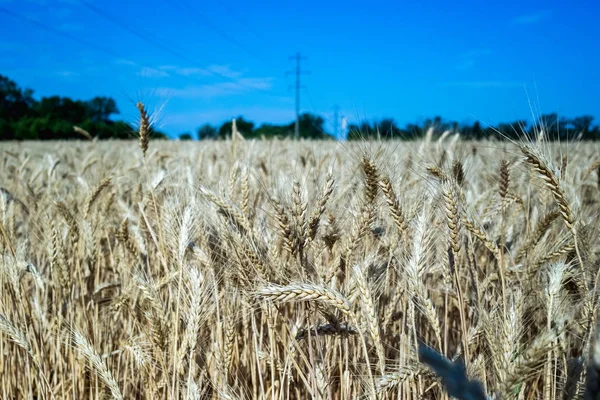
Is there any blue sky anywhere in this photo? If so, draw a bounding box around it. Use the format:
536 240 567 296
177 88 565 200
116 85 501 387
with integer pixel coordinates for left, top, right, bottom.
0 0 598 138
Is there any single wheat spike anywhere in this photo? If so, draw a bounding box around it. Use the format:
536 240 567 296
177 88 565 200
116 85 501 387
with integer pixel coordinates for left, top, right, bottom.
379 175 408 240
425 165 447 182
56 201 79 244
520 144 575 230
442 181 461 256
361 156 379 205
137 101 150 158
84 177 111 218
241 168 250 218
71 328 124 400
352 262 386 374
73 125 92 140
272 201 296 256
256 283 352 316
499 159 510 200
452 160 465 186
462 216 501 261
305 172 334 244
291 180 307 246
376 368 421 395
499 331 557 397
515 210 560 262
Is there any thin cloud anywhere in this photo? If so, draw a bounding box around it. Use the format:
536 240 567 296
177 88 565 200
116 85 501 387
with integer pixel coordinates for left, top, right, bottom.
125 64 246 80
512 10 550 25
155 78 274 99
114 58 137 66
138 67 169 78
158 64 243 79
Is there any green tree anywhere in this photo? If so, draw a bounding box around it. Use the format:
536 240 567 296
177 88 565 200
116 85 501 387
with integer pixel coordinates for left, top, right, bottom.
293 113 331 139
0 75 36 139
218 116 254 139
0 74 35 121
80 119 136 139
536 113 559 140
33 96 89 124
197 123 218 140
471 121 483 139
179 133 193 141
347 119 403 140
376 118 402 139
85 97 119 122
254 123 290 138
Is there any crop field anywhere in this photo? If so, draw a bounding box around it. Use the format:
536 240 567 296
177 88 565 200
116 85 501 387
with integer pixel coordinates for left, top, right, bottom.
1 133 600 399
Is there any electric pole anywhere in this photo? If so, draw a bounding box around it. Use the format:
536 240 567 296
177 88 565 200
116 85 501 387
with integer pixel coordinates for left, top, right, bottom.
287 52 308 139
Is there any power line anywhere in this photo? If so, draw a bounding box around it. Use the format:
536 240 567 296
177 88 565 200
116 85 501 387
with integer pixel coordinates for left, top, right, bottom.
0 6 125 61
287 52 309 139
217 2 267 43
162 0 269 65
77 0 279 97
0 6 227 88
77 1 218 81
163 0 285 85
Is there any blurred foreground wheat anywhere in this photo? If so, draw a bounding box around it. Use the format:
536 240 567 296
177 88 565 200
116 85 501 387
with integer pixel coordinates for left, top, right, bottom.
1 132 600 399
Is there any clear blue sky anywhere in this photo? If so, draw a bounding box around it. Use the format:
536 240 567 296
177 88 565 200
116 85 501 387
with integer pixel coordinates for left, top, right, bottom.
1 0 598 138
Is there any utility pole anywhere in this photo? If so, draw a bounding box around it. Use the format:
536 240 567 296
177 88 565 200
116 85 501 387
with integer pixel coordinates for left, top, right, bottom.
287 52 308 139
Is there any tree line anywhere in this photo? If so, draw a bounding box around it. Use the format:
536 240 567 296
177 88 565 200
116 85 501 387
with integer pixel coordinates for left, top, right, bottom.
2 74 599 141
346 115 600 141
0 74 167 140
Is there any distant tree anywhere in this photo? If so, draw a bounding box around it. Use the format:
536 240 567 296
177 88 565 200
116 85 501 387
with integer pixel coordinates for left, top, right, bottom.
347 119 403 140
346 123 362 140
2 74 600 142
377 118 402 139
197 123 218 140
150 129 168 140
495 120 527 140
347 121 377 140
294 113 331 139
254 123 291 138
84 120 136 139
85 97 119 122
218 116 254 139
33 96 89 124
471 121 482 139
590 125 600 140
450 121 459 133
0 74 35 123
535 113 560 140
12 116 73 140
0 119 10 140
571 115 594 132
404 123 423 139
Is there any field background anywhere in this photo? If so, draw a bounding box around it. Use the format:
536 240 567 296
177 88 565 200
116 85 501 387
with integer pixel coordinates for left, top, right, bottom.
1 137 599 399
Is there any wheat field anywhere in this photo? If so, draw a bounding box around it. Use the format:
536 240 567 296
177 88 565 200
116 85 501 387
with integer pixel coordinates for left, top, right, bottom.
1 131 600 399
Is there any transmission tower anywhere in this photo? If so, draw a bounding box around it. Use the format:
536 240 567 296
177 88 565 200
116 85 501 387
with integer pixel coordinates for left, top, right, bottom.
287 52 309 139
